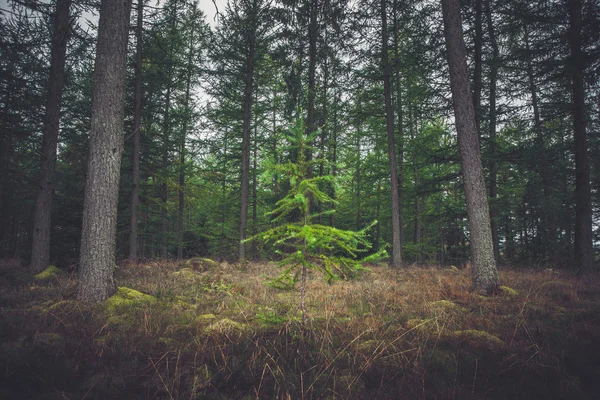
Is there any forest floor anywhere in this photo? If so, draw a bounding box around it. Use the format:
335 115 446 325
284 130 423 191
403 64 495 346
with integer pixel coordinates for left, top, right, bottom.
1 258 600 399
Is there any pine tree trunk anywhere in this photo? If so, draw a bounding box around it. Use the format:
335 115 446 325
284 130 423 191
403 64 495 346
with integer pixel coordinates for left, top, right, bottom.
251 98 258 259
472 0 483 136
161 84 171 259
523 21 554 257
329 89 339 228
30 0 71 273
485 0 499 262
77 0 132 304
239 18 256 263
568 0 593 271
355 128 361 230
393 1 404 256
441 0 498 294
381 0 402 267
305 0 318 205
128 0 143 261
177 25 195 260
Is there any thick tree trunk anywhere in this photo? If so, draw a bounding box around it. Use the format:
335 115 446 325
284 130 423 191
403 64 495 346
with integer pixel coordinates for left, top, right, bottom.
568 0 593 271
381 0 402 267
485 0 499 262
30 0 71 273
239 22 256 263
441 0 498 294
77 0 132 304
473 0 483 135
128 0 143 261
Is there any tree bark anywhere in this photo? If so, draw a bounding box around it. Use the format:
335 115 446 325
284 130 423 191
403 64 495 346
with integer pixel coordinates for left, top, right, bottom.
239 10 256 263
128 0 143 261
523 20 555 257
30 0 71 273
473 0 483 136
393 0 404 257
567 0 593 271
177 23 195 260
441 0 498 294
161 85 171 259
485 0 499 261
305 0 319 209
77 0 132 304
381 0 402 267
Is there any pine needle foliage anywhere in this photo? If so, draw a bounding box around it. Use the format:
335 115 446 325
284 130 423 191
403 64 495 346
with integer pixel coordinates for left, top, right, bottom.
249 119 385 323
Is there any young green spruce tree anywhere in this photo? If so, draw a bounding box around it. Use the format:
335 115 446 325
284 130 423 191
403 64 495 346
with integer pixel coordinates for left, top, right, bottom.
251 119 384 324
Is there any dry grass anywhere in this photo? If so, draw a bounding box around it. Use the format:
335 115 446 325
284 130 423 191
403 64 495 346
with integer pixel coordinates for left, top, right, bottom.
1 258 599 399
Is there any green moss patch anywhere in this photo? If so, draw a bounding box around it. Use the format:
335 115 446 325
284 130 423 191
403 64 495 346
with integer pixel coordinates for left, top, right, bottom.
499 286 518 297
32 265 61 280
204 318 247 335
104 286 156 313
430 300 458 310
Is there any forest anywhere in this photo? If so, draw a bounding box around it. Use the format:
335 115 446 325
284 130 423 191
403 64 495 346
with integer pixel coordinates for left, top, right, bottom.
1 0 599 398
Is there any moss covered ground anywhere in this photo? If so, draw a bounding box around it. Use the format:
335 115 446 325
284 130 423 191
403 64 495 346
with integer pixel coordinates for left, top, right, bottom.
1 259 599 399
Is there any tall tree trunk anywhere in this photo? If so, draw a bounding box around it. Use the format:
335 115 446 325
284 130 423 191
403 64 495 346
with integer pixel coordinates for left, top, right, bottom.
381 0 402 267
128 0 143 261
567 0 593 271
161 84 172 259
305 0 318 209
251 94 258 259
30 0 71 273
523 21 554 257
485 0 499 262
77 0 132 304
177 24 195 260
355 128 361 231
329 88 339 228
161 4 177 259
375 180 382 250
393 0 404 257
239 21 256 263
318 56 329 225
219 128 229 257
441 0 498 294
272 89 279 194
473 0 483 135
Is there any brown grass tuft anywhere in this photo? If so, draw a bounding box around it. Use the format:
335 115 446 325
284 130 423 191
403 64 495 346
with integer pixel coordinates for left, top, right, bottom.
1 260 599 399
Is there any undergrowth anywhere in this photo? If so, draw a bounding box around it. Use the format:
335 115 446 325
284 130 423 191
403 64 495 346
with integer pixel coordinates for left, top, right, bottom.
1 259 599 399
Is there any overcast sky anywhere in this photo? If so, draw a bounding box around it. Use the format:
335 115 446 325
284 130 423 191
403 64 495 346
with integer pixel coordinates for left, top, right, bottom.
203 0 226 28
0 0 226 29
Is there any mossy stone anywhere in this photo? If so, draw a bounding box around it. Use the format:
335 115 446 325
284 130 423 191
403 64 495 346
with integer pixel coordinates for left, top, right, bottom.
172 268 201 281
205 318 247 335
197 313 216 322
430 300 457 310
104 286 156 312
33 265 61 280
183 257 220 272
499 285 518 297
